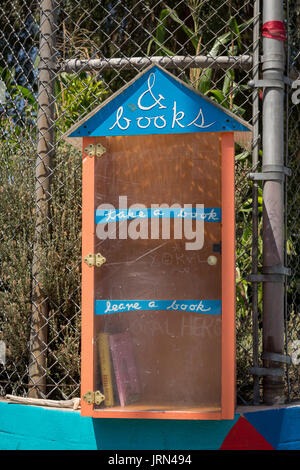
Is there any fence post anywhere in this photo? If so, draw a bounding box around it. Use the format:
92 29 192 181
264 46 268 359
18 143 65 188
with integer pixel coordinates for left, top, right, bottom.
262 0 286 404
251 0 261 406
28 0 57 398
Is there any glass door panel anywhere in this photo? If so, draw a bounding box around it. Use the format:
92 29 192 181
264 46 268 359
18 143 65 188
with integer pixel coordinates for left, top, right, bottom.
93 132 222 412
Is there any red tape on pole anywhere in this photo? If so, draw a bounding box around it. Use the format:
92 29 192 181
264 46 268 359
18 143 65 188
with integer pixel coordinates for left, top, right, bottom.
262 21 286 41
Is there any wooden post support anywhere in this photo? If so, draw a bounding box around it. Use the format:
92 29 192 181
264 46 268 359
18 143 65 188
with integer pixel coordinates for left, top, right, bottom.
28 0 58 398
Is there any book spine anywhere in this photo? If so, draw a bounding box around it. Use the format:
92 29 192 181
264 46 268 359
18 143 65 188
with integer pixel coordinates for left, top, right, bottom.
109 335 125 407
98 333 114 407
109 332 140 407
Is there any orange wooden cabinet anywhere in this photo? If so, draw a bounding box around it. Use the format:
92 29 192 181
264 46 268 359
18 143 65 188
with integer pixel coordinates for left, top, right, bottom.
65 65 252 419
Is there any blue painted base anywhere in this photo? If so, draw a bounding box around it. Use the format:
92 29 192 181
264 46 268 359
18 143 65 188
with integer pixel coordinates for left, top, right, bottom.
245 407 300 450
0 401 299 450
0 402 236 450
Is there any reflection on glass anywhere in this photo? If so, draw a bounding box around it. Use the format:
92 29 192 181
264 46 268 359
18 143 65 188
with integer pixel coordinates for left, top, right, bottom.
93 132 222 412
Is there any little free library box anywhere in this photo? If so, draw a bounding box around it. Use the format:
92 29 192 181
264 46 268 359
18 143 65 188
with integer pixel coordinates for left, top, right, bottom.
65 64 252 420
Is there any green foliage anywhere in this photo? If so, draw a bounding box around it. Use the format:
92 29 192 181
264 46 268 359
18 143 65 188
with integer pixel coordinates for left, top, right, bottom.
0 137 83 398
147 5 252 118
234 153 263 402
0 67 37 142
0 63 108 397
54 72 108 134
40 143 82 397
0 138 35 394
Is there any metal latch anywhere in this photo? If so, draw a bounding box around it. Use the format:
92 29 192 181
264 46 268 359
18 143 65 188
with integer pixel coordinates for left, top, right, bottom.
84 253 106 267
83 390 105 405
84 143 106 157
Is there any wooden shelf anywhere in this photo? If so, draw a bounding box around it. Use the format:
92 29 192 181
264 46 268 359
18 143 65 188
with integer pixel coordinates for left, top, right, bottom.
89 402 222 420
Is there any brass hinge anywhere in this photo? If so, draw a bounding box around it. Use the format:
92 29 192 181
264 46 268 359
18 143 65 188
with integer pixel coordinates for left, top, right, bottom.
84 143 106 158
84 253 106 267
83 390 105 405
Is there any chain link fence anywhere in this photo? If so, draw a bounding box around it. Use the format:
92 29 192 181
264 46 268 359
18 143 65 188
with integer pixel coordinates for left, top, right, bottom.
286 0 300 402
0 0 298 404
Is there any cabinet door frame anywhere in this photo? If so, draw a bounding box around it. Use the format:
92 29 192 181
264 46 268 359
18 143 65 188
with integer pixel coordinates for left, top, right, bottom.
81 132 235 420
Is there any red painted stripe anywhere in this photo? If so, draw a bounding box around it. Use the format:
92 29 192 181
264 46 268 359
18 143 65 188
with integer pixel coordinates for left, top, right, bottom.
220 416 274 450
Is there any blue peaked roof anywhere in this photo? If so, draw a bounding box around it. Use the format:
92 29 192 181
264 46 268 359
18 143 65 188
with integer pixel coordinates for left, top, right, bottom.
67 64 251 140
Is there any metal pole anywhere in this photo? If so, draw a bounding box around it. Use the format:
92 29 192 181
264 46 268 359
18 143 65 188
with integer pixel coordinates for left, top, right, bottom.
262 0 286 405
28 0 57 398
61 55 253 73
